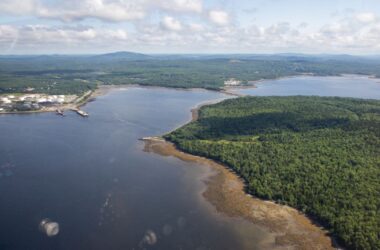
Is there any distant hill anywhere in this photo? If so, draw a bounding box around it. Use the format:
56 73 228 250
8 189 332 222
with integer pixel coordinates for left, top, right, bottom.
1 52 379 63
92 51 153 61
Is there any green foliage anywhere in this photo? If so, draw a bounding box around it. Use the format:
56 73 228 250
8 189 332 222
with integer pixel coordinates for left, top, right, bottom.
1 55 380 94
166 96 380 250
0 71 97 95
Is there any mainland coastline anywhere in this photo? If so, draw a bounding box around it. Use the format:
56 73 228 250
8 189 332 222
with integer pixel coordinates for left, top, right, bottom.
1 73 378 115
0 83 241 115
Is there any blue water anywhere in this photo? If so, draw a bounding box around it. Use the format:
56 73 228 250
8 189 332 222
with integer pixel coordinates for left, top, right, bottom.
236 75 380 99
1 75 379 250
0 88 266 250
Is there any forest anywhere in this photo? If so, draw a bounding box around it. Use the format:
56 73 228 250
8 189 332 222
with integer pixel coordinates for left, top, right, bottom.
165 96 380 250
1 53 380 94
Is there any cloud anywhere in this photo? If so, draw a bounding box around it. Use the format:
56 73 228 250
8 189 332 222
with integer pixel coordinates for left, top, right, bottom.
308 12 380 51
158 0 203 13
0 0 204 22
0 0 146 22
355 12 377 23
2 16 380 54
0 0 36 15
0 25 19 45
208 10 230 26
0 24 132 54
37 0 146 22
0 2 380 54
189 23 204 32
161 16 182 31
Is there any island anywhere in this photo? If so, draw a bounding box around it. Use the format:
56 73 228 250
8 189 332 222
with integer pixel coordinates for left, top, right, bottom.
164 96 380 250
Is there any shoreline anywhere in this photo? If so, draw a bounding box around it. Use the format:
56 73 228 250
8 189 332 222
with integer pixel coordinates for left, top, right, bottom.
0 74 325 115
143 138 337 250
0 84 238 116
142 93 341 249
1 73 378 116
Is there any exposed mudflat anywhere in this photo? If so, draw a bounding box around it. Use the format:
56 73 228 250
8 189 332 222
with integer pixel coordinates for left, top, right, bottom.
144 139 336 250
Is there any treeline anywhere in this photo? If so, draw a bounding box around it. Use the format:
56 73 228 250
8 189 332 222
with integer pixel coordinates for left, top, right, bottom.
0 73 97 95
165 96 380 250
1 55 380 94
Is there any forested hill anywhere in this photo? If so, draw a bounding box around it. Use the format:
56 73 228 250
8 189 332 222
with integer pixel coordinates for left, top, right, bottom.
165 96 380 250
1 53 380 94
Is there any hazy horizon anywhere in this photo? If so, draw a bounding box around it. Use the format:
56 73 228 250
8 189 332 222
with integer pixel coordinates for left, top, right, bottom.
1 51 380 57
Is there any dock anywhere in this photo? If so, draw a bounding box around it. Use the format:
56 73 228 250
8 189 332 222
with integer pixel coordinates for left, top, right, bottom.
71 108 89 117
76 110 89 117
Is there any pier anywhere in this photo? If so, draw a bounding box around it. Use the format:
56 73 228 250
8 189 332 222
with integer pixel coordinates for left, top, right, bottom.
71 108 89 117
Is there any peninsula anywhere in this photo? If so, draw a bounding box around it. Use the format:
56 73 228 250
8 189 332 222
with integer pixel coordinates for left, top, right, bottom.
164 96 380 250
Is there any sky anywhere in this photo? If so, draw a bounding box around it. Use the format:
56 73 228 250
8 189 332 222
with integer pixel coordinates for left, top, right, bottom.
0 0 380 55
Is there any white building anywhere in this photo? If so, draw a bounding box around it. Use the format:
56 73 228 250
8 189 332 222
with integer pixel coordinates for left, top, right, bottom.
37 98 48 103
1 97 12 104
224 78 241 86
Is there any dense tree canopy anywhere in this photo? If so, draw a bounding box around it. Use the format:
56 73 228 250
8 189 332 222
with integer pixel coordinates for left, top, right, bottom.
1 54 380 94
165 96 380 250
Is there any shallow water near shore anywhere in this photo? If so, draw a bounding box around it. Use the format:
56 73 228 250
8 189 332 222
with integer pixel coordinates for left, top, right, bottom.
0 76 379 249
0 88 274 250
